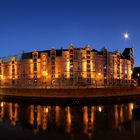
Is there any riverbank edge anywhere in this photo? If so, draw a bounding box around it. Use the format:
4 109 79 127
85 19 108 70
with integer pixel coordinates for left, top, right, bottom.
0 87 140 98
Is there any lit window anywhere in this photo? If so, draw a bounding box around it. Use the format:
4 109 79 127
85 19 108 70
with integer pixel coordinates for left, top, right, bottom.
125 70 127 74
70 65 73 68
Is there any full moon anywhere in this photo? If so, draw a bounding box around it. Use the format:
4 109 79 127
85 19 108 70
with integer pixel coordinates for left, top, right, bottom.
123 32 129 39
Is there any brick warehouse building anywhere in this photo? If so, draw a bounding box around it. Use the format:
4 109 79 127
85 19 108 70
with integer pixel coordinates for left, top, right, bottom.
0 45 134 88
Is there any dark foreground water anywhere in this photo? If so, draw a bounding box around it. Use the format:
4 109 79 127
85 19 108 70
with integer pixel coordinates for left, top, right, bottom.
0 96 140 140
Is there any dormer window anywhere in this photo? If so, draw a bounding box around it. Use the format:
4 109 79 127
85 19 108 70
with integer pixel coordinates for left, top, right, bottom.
34 54 37 58
87 51 90 55
70 50 73 54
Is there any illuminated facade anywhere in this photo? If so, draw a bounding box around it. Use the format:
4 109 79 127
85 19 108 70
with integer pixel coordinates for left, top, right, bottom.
0 45 134 87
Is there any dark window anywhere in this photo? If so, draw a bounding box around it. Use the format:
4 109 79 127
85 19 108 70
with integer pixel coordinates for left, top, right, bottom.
34 67 37 71
70 73 73 77
87 64 90 68
34 54 37 58
70 78 73 81
78 66 81 71
12 80 15 85
70 50 73 54
34 59 37 62
87 51 90 55
52 65 55 69
34 75 37 79
52 70 55 74
12 69 15 73
52 61 55 65
70 56 73 60
87 60 90 63
34 63 37 67
51 53 55 55
70 68 73 71
70 60 73 63
51 55 55 59
87 74 91 78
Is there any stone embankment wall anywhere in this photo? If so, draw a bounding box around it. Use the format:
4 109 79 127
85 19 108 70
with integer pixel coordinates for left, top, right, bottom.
0 87 139 98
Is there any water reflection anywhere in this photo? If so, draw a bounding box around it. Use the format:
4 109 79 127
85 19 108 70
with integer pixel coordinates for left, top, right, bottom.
0 100 137 140
9 102 18 126
83 106 95 138
0 101 4 121
66 106 71 134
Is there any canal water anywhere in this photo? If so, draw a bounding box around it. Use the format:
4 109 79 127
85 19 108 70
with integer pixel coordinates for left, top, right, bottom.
0 97 140 140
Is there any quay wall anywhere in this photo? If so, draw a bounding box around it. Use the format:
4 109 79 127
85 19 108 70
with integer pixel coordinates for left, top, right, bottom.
0 87 140 98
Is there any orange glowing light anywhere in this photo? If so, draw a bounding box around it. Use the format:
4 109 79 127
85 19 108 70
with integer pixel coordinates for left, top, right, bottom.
1 102 3 107
46 107 48 113
99 107 102 112
98 73 101 76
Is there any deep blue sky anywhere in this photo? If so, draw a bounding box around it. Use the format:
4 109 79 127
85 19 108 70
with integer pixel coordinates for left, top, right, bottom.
0 0 140 66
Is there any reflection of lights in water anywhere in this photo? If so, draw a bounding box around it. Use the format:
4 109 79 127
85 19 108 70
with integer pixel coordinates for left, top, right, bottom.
131 103 134 110
46 107 48 113
1 102 3 107
99 107 102 112
67 107 71 124
66 106 71 134
11 121 16 126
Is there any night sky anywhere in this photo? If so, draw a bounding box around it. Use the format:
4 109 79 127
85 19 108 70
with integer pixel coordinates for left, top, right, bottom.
0 0 140 66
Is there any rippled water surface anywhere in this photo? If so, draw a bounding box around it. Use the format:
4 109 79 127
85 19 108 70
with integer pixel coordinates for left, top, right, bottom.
0 96 140 140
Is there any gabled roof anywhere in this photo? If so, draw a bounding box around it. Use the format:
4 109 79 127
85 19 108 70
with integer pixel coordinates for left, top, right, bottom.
120 54 125 59
22 52 32 59
122 48 133 60
22 49 66 60
38 50 50 58
1 47 132 62
91 49 98 52
1 54 22 62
